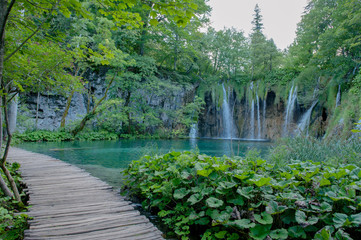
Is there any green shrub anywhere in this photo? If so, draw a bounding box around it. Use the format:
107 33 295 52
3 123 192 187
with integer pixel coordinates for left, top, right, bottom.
123 151 361 240
1 163 28 239
13 130 118 142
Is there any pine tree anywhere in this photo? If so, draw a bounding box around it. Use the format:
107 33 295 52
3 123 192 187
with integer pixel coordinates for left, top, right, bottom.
252 4 264 33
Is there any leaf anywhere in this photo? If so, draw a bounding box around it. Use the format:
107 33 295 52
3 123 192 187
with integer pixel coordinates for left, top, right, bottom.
173 188 190 199
197 169 213 177
227 233 240 240
319 178 331 187
295 210 318 225
266 200 287 215
270 229 288 239
333 213 351 228
215 231 228 239
206 197 224 208
227 197 244 206
350 212 361 225
187 193 203 205
228 219 256 229
209 209 231 222
288 226 307 239
219 181 237 189
149 19 159 26
314 228 331 240
335 229 353 240
249 176 272 187
254 212 273 225
237 186 254 199
250 224 272 240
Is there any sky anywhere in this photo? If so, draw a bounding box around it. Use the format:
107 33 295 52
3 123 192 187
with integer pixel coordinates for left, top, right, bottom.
208 0 309 50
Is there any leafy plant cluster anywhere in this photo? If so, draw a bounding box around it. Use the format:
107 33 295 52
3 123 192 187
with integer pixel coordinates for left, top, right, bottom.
123 151 361 240
0 163 28 240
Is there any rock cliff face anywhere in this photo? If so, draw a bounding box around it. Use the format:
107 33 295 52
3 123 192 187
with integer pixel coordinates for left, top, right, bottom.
19 71 196 132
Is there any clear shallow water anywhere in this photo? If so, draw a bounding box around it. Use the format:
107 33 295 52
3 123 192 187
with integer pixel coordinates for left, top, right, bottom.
17 139 272 187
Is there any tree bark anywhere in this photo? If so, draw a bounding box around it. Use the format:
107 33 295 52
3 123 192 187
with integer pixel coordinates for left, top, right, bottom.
0 173 13 198
1 94 21 202
124 90 132 134
72 76 114 136
60 90 75 128
35 91 40 129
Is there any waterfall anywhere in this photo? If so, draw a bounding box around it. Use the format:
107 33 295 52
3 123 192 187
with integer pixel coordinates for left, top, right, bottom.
297 101 318 135
222 84 235 139
336 84 341 107
189 123 198 139
263 98 266 138
256 93 261 139
250 99 255 139
283 85 298 136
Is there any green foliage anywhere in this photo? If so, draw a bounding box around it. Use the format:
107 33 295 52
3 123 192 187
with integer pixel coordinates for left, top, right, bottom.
0 163 28 239
13 130 118 143
124 151 361 239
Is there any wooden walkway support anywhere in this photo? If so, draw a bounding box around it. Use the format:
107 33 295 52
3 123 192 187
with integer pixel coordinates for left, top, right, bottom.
8 147 164 240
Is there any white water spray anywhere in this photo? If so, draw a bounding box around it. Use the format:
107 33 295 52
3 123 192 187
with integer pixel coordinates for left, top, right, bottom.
256 93 261 139
336 84 341 107
297 101 318 135
283 85 298 136
222 84 236 139
189 123 198 139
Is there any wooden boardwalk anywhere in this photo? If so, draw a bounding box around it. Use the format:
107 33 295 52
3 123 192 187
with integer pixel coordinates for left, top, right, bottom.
8 147 164 240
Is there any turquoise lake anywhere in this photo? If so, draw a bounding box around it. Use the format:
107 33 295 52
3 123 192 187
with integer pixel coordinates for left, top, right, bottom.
17 139 272 187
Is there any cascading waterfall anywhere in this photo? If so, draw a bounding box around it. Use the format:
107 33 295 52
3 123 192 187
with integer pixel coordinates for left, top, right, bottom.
283 85 298 136
297 101 318 135
256 93 261 139
263 99 266 138
222 84 236 139
250 99 255 139
336 84 341 107
189 123 198 139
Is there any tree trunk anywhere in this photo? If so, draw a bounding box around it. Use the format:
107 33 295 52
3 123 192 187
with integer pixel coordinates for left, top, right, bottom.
35 91 40 130
60 90 75 128
1 94 21 202
0 0 8 150
0 173 13 198
72 76 114 136
174 33 179 71
124 90 132 134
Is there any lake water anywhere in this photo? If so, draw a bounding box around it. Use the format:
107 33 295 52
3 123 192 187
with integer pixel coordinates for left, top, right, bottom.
17 139 272 187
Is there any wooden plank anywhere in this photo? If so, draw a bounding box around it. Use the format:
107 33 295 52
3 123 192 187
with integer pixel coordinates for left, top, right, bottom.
7 147 164 240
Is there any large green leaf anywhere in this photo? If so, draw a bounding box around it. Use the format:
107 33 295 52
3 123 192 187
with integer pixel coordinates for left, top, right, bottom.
333 213 352 228
206 197 224 208
288 226 307 239
254 211 273 225
250 224 272 240
228 219 256 229
237 186 254 199
219 181 237 189
335 229 353 240
266 200 287 215
270 229 288 239
187 193 203 205
350 212 361 225
295 210 318 225
173 188 190 199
